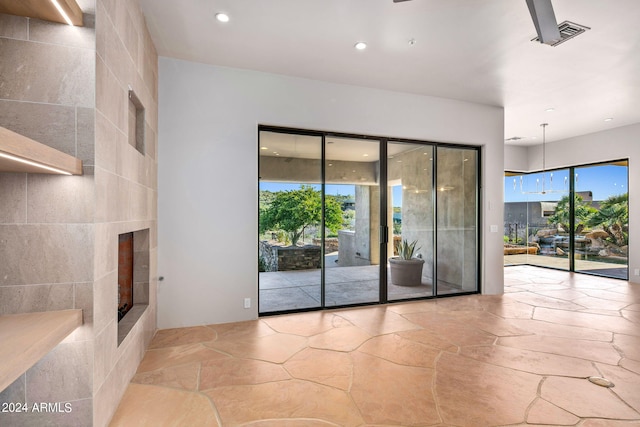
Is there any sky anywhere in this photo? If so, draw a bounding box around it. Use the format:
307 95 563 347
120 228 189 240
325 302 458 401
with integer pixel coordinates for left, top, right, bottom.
505 164 628 203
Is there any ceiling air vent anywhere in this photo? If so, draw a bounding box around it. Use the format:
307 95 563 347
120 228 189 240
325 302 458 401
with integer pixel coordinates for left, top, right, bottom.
532 21 590 46
505 136 525 142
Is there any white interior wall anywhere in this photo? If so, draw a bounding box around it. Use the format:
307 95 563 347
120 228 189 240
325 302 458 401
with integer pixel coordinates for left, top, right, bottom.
504 145 529 172
157 57 505 328
505 122 640 284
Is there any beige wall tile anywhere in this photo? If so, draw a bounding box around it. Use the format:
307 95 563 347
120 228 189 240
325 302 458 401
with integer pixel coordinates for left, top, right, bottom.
0 38 94 106
28 15 96 49
0 13 28 39
26 340 93 402
0 173 27 223
94 318 117 393
0 224 94 286
94 222 117 279
0 100 76 156
94 167 120 223
26 174 95 224
0 283 74 315
95 110 118 172
93 270 117 334
77 107 96 166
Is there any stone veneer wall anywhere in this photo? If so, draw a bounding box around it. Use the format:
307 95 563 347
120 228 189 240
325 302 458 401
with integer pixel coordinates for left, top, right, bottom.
92 0 158 425
0 5 97 425
0 0 158 425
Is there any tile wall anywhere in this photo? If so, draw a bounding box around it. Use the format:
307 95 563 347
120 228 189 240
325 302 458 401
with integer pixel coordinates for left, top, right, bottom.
0 0 157 425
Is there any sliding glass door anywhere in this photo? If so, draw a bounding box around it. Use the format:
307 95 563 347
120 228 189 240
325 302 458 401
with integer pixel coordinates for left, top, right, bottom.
259 127 480 314
387 142 435 300
504 160 628 280
324 136 381 306
258 131 322 312
436 146 478 294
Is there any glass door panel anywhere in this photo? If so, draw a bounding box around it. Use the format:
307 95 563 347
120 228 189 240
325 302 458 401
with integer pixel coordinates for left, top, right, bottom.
258 131 322 313
324 137 380 306
574 161 628 279
436 147 478 294
387 142 434 300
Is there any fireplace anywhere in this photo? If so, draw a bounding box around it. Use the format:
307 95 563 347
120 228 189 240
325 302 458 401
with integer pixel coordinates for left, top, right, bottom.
118 232 134 321
117 229 150 344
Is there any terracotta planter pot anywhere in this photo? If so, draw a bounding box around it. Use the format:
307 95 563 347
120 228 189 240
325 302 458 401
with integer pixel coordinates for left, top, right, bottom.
389 257 425 286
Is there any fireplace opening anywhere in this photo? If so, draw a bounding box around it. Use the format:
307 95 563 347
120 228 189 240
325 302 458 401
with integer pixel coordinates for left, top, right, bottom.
118 232 134 322
117 228 150 345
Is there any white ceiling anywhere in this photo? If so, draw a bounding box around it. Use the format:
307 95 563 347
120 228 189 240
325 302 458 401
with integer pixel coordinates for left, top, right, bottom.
139 0 640 145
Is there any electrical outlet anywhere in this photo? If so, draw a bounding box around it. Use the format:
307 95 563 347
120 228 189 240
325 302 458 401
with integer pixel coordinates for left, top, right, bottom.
244 298 251 309
634 268 640 276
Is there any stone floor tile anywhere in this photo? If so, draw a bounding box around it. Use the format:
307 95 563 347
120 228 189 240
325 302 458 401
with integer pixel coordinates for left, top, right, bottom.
435 352 540 426
199 358 290 390
148 326 217 349
109 383 219 427
595 363 640 412
357 333 440 368
402 312 497 346
110 266 640 426
622 309 640 324
530 288 588 301
614 333 640 361
336 307 422 335
308 325 372 352
350 352 438 426
132 362 200 390
506 318 613 341
205 319 277 341
497 334 621 364
204 380 364 426
395 329 459 352
620 358 640 375
505 292 585 310
261 311 342 336
540 376 639 419
460 345 598 377
479 300 535 319
283 347 352 390
572 296 632 310
240 420 340 426
527 398 580 425
137 343 229 373
534 306 640 336
205 333 307 363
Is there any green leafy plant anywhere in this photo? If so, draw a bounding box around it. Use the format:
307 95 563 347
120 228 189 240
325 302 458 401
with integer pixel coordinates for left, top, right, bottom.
259 185 342 246
395 239 421 260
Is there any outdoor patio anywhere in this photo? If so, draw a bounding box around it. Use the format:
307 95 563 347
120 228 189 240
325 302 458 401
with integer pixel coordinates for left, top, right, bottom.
259 264 460 313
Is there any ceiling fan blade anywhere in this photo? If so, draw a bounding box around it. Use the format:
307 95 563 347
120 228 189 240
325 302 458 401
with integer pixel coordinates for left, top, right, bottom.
526 0 561 45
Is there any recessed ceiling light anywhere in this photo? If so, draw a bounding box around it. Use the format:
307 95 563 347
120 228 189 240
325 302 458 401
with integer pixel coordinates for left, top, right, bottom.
545 108 555 112
260 146 268 150
354 42 367 50
215 13 230 23
363 153 369 157
604 117 613 122
328 163 333 166
408 38 417 46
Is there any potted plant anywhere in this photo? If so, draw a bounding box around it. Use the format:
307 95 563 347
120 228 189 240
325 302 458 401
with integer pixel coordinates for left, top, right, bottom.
389 239 425 286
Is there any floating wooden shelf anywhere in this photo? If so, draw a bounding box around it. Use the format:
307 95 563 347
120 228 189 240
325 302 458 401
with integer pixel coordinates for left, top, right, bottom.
0 309 83 392
0 0 83 27
0 126 83 175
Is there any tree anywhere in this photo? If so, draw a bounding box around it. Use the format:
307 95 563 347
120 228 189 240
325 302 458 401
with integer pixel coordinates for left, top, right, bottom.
548 194 595 233
259 185 342 246
586 193 628 246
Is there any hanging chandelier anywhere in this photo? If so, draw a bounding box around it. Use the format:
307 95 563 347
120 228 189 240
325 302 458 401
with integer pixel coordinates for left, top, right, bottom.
514 123 568 195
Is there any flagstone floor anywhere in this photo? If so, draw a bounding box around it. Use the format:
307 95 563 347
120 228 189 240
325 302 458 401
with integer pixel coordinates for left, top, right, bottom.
110 265 640 426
